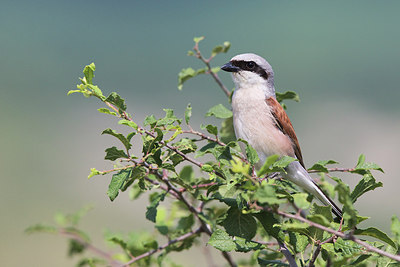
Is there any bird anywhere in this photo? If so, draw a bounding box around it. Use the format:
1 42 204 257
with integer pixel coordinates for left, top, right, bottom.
221 53 343 219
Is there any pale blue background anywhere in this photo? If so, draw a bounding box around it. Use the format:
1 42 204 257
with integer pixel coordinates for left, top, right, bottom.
1 1 399 266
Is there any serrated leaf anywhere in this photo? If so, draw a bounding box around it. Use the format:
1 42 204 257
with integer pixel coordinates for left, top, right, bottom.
234 236 263 252
245 143 259 165
102 128 132 151
185 103 192 124
222 207 257 240
98 108 117 116
208 229 236 252
309 203 333 222
288 232 308 253
292 193 310 210
146 192 166 223
104 146 128 161
307 214 331 227
350 173 383 203
105 92 127 112
82 63 95 85
276 91 300 103
334 237 363 256
255 180 287 205
107 168 132 201
308 159 338 173
351 154 384 175
205 104 233 119
354 227 397 249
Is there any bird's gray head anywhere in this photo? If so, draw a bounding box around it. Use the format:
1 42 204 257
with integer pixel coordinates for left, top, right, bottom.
221 53 275 94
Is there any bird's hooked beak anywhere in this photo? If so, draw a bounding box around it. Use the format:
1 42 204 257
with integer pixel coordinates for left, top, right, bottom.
221 61 240 72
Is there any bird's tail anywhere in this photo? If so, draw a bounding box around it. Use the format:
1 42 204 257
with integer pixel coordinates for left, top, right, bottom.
283 161 343 219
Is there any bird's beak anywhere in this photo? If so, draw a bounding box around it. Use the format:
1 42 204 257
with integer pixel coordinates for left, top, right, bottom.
221 62 239 72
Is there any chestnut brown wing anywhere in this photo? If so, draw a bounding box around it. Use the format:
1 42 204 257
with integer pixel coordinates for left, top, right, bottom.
266 97 305 168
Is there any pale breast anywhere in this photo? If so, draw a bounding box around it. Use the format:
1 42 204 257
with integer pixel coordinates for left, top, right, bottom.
232 88 295 168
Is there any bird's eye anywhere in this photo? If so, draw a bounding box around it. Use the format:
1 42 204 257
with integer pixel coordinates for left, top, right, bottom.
246 61 255 69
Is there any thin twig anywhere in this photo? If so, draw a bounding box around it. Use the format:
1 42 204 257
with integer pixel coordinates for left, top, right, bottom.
59 229 121 267
308 168 355 174
193 42 231 98
121 227 203 266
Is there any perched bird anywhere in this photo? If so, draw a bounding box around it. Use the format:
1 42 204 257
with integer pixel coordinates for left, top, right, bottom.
221 53 342 219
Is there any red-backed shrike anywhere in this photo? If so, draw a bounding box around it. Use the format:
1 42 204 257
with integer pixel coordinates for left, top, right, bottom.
221 53 342 219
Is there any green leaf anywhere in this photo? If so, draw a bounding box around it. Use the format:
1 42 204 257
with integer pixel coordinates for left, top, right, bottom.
354 227 397 249
146 192 166 223
201 164 213 172
193 36 204 43
334 237 363 256
292 193 310 210
25 224 57 234
222 207 257 240
211 41 231 57
82 63 95 85
98 108 117 116
351 154 384 175
276 91 300 103
288 232 308 253
258 259 289 267
309 203 333 222
391 215 400 243
255 180 287 205
233 236 263 252
332 176 358 228
107 168 132 201
88 168 102 179
68 239 86 256
118 119 138 130
253 211 283 240
205 124 218 136
220 117 236 143
179 165 195 183
208 228 236 252
108 236 128 251
177 67 206 90
104 146 128 161
105 92 127 112
205 104 233 119
350 173 383 203
245 143 259 165
185 103 192 124
257 154 280 176
102 128 132 151
308 159 338 173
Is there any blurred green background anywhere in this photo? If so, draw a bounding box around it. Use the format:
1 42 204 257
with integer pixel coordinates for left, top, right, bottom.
1 1 400 266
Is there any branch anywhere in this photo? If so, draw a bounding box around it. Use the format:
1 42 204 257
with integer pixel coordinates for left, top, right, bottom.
193 42 231 98
261 206 400 263
308 168 355 174
59 228 121 267
278 240 298 267
121 227 203 266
